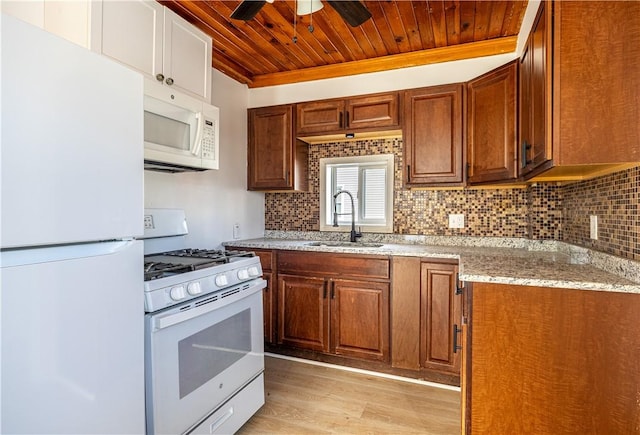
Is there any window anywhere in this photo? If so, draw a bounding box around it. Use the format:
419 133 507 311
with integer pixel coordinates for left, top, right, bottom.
319 154 394 233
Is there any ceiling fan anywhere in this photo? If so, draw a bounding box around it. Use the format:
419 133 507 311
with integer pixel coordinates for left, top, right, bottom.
230 0 373 27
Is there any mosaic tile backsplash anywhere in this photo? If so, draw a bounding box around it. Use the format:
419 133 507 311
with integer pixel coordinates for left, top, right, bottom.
265 138 639 261
562 166 639 261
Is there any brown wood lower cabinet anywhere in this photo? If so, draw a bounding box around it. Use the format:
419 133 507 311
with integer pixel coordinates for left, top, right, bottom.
277 251 390 362
419 262 461 374
226 247 277 344
277 274 327 352
464 282 640 434
391 257 462 382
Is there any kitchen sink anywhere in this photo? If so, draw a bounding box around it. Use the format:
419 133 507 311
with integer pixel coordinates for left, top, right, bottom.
306 241 384 248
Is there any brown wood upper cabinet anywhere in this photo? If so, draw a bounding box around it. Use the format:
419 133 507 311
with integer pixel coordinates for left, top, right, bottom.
277 251 390 362
296 92 400 137
467 61 519 184
403 84 464 186
520 1 640 181
519 1 551 177
247 105 308 191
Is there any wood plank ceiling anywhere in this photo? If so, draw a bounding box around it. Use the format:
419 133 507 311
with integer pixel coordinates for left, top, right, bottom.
160 1 528 88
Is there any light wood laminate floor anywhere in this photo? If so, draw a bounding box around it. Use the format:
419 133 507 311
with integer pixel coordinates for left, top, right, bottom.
237 355 461 434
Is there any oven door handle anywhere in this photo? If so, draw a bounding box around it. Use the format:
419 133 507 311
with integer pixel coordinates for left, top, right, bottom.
152 279 266 331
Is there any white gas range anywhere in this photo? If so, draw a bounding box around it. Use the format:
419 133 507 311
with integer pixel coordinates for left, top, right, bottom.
142 209 265 435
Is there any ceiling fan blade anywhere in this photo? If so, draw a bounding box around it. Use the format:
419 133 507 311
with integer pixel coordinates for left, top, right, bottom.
230 0 267 21
326 1 372 27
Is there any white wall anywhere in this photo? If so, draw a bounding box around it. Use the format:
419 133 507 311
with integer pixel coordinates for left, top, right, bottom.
248 53 516 107
144 69 264 249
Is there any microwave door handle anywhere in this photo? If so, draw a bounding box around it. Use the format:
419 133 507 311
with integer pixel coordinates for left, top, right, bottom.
191 112 203 156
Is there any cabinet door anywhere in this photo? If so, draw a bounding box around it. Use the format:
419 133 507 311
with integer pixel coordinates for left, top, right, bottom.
296 100 344 135
248 105 294 190
4 1 94 49
468 283 640 434
331 279 390 362
101 1 164 79
520 2 551 175
345 93 400 131
420 262 461 374
467 61 518 183
404 84 464 186
277 274 328 352
162 7 211 101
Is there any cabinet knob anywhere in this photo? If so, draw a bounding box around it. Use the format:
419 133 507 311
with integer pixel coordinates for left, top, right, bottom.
155 73 165 82
165 77 174 86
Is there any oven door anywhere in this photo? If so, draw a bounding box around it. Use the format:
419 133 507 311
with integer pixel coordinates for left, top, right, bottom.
145 280 265 435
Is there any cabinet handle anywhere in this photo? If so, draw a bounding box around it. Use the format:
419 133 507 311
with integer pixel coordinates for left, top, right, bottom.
285 171 290 185
465 162 471 182
455 273 464 295
323 281 328 299
165 77 174 86
330 281 335 299
521 140 533 167
345 111 350 128
453 324 462 353
339 112 343 128
155 73 164 82
406 165 411 183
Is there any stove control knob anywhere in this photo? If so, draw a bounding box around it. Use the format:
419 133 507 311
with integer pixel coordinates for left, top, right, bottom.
187 282 202 296
237 269 249 280
248 266 260 277
215 274 228 287
170 285 186 301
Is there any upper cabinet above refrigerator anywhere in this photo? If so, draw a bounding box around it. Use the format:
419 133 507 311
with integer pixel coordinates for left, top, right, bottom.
2 0 213 102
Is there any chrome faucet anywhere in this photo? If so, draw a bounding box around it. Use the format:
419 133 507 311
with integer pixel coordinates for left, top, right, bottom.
332 190 362 243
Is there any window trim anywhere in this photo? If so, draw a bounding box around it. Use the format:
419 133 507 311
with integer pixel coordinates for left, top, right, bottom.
319 154 394 234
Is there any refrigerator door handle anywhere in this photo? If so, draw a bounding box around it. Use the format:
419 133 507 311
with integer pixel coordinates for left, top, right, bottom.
1 240 138 268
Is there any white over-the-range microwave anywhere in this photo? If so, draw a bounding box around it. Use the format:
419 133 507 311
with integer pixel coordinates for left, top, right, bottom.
143 79 219 172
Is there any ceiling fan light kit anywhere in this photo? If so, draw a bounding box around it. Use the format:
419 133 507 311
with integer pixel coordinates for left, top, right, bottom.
297 0 324 16
230 0 372 27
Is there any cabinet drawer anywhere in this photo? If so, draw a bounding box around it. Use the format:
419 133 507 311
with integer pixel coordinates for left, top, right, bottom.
278 250 389 280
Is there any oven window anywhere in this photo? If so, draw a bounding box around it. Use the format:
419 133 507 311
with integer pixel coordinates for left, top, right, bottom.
178 309 251 398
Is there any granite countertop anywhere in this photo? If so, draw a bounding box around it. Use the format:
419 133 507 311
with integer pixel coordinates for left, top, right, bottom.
224 232 640 294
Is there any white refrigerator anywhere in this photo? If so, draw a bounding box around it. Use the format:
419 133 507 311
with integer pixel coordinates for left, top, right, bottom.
1 14 145 434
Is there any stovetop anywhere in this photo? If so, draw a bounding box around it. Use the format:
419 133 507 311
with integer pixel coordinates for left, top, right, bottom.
144 249 255 281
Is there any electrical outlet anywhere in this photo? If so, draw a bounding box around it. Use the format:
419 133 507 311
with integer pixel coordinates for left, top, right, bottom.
449 214 465 229
144 215 154 230
233 223 240 239
590 215 598 240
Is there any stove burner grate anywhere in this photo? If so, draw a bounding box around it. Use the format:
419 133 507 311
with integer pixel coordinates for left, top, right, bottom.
143 249 255 281
161 249 254 262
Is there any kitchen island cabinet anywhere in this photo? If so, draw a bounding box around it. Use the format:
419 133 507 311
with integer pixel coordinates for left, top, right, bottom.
463 282 640 434
277 250 390 362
